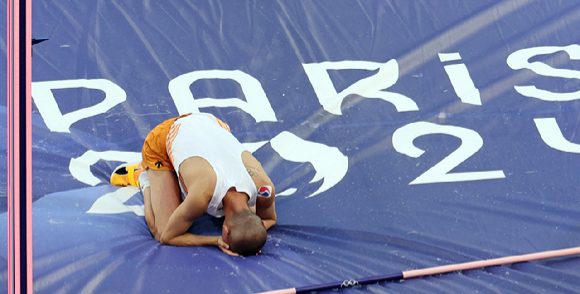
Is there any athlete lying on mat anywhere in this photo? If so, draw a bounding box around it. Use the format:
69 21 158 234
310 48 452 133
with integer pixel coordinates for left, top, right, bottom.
110 113 276 256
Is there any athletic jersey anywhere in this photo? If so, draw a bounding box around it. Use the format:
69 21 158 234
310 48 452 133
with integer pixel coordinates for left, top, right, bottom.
141 113 256 218
141 113 230 172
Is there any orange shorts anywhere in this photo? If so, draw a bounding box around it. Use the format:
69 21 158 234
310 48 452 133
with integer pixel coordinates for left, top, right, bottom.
141 113 231 172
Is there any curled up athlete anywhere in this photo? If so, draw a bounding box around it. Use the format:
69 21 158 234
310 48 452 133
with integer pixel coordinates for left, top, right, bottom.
110 113 276 256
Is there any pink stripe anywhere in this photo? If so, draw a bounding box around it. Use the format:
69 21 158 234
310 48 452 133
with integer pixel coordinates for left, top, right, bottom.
254 288 297 294
403 246 580 279
6 0 13 292
13 0 21 292
25 0 33 292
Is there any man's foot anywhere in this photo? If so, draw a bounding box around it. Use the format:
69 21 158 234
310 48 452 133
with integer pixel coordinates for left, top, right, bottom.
110 162 145 188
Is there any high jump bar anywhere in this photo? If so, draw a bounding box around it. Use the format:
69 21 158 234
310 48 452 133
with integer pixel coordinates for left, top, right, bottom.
256 246 580 294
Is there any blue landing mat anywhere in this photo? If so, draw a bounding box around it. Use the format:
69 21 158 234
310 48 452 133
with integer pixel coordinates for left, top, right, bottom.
1 0 580 293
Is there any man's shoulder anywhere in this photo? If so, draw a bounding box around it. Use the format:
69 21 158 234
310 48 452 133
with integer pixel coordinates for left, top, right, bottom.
180 157 217 198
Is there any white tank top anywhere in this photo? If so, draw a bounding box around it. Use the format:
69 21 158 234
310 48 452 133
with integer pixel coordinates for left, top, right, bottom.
168 113 257 217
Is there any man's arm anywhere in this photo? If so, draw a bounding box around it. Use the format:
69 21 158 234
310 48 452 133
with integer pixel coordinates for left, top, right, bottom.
158 192 216 246
158 156 240 256
158 180 239 254
256 193 276 230
241 151 277 230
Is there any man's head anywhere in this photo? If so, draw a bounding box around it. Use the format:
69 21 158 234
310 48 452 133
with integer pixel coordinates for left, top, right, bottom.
222 210 267 256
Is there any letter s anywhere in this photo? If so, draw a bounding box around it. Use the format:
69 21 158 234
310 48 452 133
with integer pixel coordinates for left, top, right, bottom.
507 45 580 101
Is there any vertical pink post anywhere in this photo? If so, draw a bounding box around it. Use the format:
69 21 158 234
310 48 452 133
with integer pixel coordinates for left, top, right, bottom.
7 0 33 293
25 0 33 291
6 0 13 293
12 0 21 292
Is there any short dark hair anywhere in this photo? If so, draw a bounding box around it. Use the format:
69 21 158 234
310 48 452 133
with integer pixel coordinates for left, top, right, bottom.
227 210 267 256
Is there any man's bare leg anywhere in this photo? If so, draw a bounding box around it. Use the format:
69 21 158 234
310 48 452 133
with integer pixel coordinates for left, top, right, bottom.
143 169 182 240
143 186 157 238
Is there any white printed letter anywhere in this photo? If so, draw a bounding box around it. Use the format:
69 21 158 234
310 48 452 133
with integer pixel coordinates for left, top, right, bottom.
507 45 580 101
87 187 144 216
70 150 142 186
534 117 580 153
168 70 277 123
438 53 482 105
32 79 127 133
303 60 419 115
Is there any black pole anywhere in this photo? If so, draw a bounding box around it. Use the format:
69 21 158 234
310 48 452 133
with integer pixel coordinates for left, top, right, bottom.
18 0 29 292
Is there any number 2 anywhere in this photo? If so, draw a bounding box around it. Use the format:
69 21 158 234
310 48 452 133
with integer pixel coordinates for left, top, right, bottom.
392 121 505 185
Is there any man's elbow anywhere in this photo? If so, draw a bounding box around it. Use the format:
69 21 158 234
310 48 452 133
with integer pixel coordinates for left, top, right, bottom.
265 216 277 230
271 213 277 224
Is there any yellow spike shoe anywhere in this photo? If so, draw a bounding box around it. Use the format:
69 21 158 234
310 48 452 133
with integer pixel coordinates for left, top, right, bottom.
110 162 145 188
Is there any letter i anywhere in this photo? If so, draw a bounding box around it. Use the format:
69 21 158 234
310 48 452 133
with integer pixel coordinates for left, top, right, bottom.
438 53 482 106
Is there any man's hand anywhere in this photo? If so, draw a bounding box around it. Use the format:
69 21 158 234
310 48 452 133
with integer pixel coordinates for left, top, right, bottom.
217 236 240 256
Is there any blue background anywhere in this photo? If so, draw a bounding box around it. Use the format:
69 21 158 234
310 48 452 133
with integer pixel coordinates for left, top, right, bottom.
1 0 580 293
